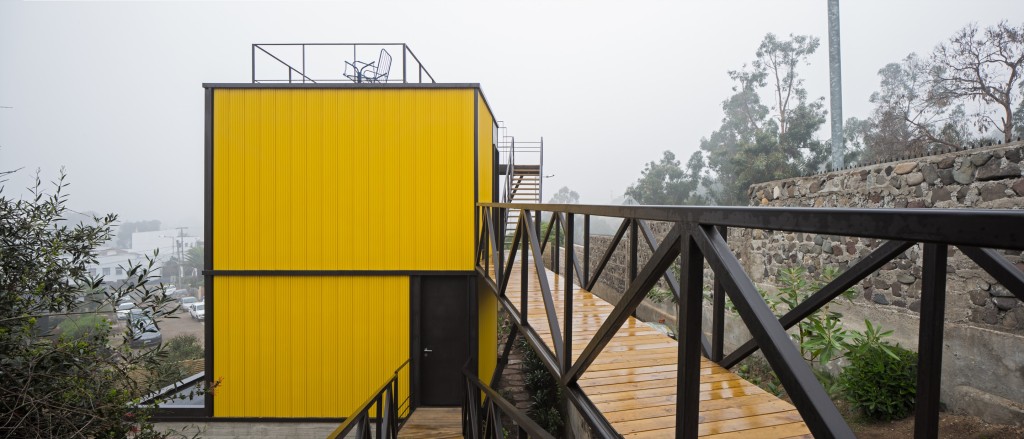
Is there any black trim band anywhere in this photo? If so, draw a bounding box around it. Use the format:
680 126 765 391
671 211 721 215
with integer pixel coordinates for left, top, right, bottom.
204 270 477 277
203 82 479 89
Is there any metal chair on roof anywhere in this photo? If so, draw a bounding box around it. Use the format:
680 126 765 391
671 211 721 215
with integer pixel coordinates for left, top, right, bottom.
344 48 393 83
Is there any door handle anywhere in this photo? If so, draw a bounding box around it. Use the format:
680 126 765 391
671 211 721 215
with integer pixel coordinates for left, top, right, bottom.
423 348 433 353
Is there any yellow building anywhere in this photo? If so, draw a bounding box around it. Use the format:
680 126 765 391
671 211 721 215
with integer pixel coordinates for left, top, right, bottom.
201 75 500 418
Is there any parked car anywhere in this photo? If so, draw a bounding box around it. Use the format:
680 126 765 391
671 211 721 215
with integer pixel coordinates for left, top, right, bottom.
115 302 136 320
189 302 205 320
129 318 162 349
180 296 198 310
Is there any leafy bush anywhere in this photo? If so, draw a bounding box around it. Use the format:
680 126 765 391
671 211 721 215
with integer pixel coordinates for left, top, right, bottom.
735 356 785 398
775 266 856 364
515 337 564 436
153 334 204 388
57 314 110 340
0 169 201 438
839 322 917 421
646 287 676 303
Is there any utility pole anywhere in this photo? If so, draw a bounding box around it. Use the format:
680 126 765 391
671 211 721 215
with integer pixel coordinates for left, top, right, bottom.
174 227 188 277
828 0 844 170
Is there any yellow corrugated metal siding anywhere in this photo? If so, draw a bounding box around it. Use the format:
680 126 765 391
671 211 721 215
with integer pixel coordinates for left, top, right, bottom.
212 88 476 271
476 94 497 383
210 87 483 418
477 93 494 204
212 275 409 417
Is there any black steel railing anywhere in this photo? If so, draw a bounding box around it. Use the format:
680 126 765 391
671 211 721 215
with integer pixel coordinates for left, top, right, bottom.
327 360 410 439
474 203 1024 439
462 367 555 439
252 43 436 84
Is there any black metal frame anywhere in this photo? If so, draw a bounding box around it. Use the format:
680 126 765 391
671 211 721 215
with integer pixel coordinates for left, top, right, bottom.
252 43 435 84
326 360 411 439
475 202 1024 439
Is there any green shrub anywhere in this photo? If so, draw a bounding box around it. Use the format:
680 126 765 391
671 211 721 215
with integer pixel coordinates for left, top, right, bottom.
839 341 917 421
515 336 564 436
153 334 204 388
646 287 676 303
57 314 110 340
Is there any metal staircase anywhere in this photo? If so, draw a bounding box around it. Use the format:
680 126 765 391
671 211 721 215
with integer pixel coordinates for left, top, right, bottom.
497 123 544 239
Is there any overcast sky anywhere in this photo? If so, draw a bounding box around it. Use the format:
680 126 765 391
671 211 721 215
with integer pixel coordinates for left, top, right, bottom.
1 0 1021 235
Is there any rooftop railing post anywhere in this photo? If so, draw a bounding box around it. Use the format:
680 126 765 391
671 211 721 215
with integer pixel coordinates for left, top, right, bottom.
402 44 408 83
915 243 949 439
302 44 306 83
711 225 727 362
251 44 256 83
563 213 574 374
677 227 703 439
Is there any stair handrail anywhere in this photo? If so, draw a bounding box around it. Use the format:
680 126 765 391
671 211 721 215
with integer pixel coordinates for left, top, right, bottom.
462 366 555 439
327 359 410 439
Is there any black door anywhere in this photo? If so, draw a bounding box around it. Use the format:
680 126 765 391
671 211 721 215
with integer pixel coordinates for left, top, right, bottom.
419 276 470 406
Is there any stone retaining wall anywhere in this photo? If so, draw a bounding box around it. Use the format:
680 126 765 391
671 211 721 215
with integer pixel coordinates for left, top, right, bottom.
747 141 1024 331
552 141 1024 424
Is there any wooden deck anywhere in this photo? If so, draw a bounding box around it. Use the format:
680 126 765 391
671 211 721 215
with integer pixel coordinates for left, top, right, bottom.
399 407 462 439
501 260 811 438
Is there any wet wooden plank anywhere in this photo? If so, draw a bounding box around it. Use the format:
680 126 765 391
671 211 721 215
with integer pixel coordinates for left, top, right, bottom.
493 258 809 438
398 407 462 439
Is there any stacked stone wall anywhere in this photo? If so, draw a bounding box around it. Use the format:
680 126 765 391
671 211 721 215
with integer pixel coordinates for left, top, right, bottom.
558 141 1024 423
746 142 1024 332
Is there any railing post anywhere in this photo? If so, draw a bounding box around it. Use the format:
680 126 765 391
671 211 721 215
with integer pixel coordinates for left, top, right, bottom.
521 213 529 326
402 44 408 83
301 44 306 84
583 214 591 284
915 243 948 439
677 227 702 439
629 219 639 282
563 213 574 374
251 44 256 83
711 225 727 362
375 394 382 439
497 208 505 291
553 214 561 275
629 219 639 318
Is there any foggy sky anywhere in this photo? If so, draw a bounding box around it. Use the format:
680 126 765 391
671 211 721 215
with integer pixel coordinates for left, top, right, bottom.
2 0 1021 236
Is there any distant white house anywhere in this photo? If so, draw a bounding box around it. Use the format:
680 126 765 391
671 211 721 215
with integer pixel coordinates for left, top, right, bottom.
130 229 201 263
88 248 148 283
87 229 201 284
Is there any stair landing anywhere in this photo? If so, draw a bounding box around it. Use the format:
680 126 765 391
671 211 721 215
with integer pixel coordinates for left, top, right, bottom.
399 407 462 438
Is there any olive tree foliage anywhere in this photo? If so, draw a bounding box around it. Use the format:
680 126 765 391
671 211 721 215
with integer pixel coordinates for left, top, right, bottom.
931 21 1024 144
0 169 195 438
700 33 831 206
854 53 972 161
624 150 707 205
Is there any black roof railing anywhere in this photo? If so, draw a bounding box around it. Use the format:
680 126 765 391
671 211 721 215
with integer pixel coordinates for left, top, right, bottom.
251 43 436 84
